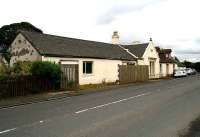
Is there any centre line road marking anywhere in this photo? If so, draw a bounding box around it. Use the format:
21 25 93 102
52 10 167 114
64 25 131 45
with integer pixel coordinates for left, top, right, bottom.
0 128 17 134
75 92 150 114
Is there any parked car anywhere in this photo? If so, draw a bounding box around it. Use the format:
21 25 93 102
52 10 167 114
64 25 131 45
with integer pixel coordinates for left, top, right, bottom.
185 68 193 75
191 69 197 75
174 69 187 78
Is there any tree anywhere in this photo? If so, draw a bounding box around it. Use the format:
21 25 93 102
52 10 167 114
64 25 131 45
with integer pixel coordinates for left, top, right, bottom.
183 60 193 68
0 22 43 47
193 62 200 72
0 22 43 64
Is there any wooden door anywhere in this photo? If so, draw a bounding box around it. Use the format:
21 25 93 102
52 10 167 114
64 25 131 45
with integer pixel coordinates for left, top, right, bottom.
60 64 79 89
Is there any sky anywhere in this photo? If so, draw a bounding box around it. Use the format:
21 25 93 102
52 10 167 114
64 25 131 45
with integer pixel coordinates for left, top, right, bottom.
0 0 200 62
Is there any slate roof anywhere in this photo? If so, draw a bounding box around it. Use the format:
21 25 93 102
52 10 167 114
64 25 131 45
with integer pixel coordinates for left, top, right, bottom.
159 57 176 63
122 43 149 58
19 31 136 61
156 47 176 63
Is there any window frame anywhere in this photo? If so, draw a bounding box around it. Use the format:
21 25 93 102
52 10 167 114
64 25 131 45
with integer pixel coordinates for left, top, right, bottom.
83 61 93 74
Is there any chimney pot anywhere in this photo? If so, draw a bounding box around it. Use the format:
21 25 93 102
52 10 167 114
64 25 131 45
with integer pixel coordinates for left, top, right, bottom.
112 31 120 44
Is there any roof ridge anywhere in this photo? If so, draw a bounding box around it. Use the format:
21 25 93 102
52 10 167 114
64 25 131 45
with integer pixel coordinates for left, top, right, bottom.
123 43 149 46
20 30 115 47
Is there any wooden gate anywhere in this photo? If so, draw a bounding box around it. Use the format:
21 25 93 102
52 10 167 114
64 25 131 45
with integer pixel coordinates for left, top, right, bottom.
60 64 79 89
118 65 149 84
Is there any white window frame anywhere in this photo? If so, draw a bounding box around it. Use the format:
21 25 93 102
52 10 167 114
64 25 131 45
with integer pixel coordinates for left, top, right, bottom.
83 61 93 74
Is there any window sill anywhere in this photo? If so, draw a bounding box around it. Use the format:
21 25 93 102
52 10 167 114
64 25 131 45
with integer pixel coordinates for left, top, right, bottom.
82 74 94 77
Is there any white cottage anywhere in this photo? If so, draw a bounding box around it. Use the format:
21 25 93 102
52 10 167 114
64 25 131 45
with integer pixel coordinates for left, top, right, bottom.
122 39 160 79
156 47 178 77
10 31 137 85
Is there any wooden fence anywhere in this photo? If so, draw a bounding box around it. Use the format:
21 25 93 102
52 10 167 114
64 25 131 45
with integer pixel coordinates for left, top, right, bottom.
118 65 149 84
0 76 55 97
60 64 79 89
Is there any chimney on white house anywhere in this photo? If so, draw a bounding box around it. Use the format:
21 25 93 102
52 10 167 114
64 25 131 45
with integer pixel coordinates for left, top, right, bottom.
112 31 120 44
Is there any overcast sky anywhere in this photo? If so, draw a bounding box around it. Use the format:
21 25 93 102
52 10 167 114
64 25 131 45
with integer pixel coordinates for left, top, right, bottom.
1 0 200 62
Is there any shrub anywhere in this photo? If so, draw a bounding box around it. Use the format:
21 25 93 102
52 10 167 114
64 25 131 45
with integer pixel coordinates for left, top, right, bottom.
0 74 10 81
12 61 32 75
30 61 61 88
0 64 11 75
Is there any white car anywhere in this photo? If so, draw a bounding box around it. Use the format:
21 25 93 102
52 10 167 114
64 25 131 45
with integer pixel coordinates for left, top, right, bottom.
185 68 193 75
174 69 187 77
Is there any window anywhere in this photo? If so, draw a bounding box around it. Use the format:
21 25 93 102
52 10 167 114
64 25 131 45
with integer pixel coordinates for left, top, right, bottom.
83 61 93 74
18 39 22 44
149 61 155 76
160 64 162 73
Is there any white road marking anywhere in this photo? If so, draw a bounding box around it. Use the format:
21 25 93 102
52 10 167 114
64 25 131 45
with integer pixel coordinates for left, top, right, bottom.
75 92 150 114
0 128 17 134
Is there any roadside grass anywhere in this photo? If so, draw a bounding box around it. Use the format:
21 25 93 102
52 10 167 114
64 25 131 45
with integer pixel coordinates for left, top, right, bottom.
78 82 116 90
179 115 200 137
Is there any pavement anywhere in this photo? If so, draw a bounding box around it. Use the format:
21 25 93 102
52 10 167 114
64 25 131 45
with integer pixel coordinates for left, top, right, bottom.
0 75 200 137
0 91 71 109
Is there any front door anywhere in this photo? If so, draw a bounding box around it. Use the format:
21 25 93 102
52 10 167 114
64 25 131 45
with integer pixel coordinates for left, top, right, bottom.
149 61 155 78
166 64 169 75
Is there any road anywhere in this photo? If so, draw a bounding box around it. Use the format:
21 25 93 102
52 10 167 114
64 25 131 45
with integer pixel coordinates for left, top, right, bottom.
0 75 200 137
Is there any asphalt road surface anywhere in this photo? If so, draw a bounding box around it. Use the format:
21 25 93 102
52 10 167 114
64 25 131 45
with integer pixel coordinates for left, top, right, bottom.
0 75 200 137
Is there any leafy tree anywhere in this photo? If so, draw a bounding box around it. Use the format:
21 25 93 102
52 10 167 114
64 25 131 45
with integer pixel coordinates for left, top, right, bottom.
193 62 200 72
181 60 200 72
183 60 193 68
0 22 43 48
0 22 43 64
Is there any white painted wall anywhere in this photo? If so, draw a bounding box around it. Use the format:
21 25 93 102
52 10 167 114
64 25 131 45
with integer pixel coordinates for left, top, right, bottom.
137 42 160 78
160 63 176 77
10 34 42 66
42 56 125 85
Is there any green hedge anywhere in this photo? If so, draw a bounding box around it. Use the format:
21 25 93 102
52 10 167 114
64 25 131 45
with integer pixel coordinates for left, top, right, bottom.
12 61 32 75
30 61 61 89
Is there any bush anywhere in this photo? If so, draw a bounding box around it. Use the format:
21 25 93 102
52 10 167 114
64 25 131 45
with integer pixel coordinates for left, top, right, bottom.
0 64 11 75
30 61 61 88
0 74 10 81
12 61 32 75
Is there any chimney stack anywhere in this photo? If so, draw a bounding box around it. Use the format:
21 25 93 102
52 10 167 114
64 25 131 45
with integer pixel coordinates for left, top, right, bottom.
112 31 119 44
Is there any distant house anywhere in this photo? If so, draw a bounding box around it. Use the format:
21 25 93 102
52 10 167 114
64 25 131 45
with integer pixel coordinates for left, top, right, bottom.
156 47 178 77
122 39 160 79
10 31 137 85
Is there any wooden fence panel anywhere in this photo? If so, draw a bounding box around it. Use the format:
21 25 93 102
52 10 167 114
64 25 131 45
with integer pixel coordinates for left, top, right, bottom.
118 65 149 84
0 76 55 98
60 64 79 89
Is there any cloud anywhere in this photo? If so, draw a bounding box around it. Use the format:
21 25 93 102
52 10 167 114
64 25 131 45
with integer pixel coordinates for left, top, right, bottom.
0 0 200 62
195 38 200 44
176 50 200 55
96 0 164 25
